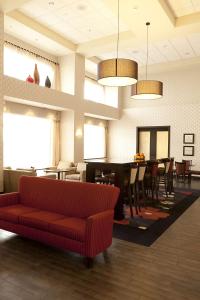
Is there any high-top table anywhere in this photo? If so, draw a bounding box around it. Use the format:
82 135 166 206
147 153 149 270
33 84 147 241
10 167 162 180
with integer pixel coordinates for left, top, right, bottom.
85 158 171 220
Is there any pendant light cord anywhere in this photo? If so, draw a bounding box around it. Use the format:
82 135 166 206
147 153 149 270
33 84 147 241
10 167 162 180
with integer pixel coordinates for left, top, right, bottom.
146 22 150 80
115 0 120 76
117 0 119 60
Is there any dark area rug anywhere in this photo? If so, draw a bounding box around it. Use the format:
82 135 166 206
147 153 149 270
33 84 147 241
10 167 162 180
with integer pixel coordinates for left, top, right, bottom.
113 189 200 246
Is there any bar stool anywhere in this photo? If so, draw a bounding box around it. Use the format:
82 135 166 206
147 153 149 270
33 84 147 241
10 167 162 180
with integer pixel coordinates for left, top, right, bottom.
136 164 147 212
127 166 138 216
151 162 159 201
159 159 174 197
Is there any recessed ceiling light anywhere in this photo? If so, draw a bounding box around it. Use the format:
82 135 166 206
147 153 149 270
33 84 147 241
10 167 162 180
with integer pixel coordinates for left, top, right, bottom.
77 4 87 11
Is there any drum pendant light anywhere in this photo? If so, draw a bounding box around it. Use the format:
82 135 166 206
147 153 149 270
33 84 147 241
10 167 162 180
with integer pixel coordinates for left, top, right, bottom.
131 22 163 99
97 0 138 87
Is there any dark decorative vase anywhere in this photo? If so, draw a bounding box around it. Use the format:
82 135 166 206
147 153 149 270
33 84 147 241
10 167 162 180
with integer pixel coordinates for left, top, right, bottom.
45 76 51 88
34 63 40 85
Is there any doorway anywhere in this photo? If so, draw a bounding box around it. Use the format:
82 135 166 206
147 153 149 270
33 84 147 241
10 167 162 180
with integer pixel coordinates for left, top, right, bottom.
136 126 170 160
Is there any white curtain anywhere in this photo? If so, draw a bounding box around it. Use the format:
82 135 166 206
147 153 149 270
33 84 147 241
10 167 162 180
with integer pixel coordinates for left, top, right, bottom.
4 43 60 90
84 124 106 159
3 113 55 169
84 77 118 107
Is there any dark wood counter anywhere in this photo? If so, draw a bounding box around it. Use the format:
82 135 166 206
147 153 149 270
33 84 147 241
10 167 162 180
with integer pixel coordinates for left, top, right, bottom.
86 160 134 220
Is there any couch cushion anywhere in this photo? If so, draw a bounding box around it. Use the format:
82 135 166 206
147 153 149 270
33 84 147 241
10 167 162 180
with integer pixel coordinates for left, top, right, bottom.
65 174 80 181
0 205 38 223
19 176 119 218
19 210 65 231
49 218 86 242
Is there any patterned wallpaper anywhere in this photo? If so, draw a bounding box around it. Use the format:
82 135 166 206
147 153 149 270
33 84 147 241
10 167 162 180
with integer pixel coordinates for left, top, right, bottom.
108 65 200 171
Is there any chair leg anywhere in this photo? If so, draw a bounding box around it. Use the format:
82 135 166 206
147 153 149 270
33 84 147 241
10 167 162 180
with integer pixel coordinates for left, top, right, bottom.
85 257 94 268
128 186 134 217
134 182 140 214
141 181 146 207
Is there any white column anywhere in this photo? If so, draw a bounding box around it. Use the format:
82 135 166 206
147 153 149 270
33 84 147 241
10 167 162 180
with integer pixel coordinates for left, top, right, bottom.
59 54 75 95
60 53 85 163
73 54 85 162
0 11 3 191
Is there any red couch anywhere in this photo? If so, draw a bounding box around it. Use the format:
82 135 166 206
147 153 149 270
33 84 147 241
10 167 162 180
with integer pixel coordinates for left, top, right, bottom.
0 176 119 265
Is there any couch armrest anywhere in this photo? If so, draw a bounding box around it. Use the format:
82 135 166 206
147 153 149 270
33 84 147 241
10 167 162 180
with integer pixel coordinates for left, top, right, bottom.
45 167 57 172
80 170 86 182
0 192 20 207
85 210 114 257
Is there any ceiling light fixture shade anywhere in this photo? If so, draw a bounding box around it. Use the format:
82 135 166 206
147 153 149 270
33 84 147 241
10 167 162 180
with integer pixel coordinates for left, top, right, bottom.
131 22 163 100
131 80 163 99
98 58 138 87
97 0 138 87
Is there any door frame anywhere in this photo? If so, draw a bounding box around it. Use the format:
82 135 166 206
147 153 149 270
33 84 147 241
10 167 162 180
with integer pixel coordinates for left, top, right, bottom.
136 126 170 160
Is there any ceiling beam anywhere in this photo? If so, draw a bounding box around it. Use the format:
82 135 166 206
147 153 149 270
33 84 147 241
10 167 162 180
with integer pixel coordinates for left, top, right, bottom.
0 0 30 12
176 12 200 27
7 10 77 52
77 31 136 57
157 0 176 26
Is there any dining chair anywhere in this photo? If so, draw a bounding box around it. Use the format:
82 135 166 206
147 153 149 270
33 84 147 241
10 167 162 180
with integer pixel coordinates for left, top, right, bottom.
182 160 192 183
175 161 186 182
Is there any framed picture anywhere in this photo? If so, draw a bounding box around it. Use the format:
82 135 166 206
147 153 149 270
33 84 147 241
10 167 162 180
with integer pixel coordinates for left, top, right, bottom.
183 146 194 156
183 133 194 144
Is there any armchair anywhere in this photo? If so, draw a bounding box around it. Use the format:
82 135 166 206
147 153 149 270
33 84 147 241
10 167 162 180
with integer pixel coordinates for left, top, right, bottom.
65 162 87 182
44 161 75 179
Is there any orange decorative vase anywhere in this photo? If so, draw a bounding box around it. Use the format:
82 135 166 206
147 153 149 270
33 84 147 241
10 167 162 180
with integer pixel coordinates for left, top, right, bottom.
34 63 40 85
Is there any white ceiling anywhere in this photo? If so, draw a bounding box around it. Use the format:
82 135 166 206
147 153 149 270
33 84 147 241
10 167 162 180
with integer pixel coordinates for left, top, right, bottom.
3 0 200 73
19 0 128 43
167 0 200 17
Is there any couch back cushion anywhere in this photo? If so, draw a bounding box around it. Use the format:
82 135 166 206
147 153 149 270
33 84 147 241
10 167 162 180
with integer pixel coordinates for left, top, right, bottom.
57 161 73 170
19 176 119 218
3 169 36 193
76 162 87 173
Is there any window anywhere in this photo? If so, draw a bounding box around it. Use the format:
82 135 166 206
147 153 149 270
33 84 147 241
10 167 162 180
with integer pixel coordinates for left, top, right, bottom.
4 44 55 87
3 113 54 169
84 124 106 159
84 77 118 108
84 77 104 103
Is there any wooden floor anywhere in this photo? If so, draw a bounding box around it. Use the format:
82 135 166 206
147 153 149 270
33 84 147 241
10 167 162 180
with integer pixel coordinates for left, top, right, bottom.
0 180 200 300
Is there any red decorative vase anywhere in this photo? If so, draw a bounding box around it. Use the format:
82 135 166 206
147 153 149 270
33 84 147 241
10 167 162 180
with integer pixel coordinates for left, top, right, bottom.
34 63 40 85
26 75 34 83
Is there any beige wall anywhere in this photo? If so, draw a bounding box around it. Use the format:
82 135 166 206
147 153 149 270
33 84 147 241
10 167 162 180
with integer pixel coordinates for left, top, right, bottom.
4 101 61 120
0 28 120 186
60 110 74 162
108 64 200 170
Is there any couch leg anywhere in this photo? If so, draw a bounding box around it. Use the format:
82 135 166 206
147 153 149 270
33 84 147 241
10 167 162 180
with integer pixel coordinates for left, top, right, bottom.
85 257 94 268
